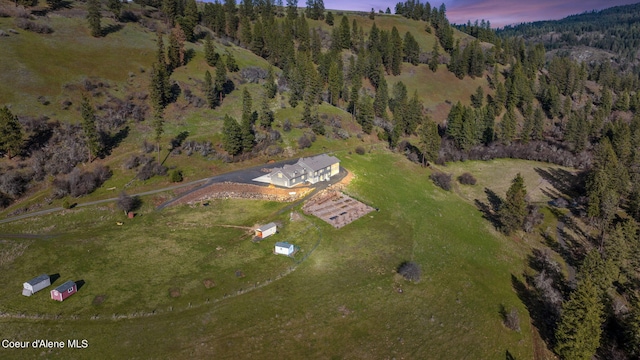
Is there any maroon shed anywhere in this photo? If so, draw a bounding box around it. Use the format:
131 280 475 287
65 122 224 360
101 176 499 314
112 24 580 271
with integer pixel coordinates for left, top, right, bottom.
50 280 77 301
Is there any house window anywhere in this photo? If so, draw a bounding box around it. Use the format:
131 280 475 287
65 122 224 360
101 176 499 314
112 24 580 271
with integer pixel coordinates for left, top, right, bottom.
68 288 73 293
278 173 282 178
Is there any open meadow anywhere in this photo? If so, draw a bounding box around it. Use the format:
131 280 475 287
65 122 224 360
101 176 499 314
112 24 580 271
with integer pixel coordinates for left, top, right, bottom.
0 150 577 359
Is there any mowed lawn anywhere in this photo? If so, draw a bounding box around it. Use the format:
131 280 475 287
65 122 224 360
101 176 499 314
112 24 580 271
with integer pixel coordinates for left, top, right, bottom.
0 151 534 359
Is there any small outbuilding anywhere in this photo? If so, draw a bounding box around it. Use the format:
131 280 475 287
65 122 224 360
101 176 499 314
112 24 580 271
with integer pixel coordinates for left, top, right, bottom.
22 274 51 297
256 222 277 239
274 242 295 256
50 280 77 302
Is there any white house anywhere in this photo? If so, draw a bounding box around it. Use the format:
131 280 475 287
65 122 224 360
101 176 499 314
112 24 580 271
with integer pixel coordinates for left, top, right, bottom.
254 154 341 188
22 274 51 296
255 222 277 239
274 242 295 256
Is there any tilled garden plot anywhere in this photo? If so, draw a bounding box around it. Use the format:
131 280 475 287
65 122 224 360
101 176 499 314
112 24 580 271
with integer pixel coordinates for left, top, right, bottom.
302 191 375 228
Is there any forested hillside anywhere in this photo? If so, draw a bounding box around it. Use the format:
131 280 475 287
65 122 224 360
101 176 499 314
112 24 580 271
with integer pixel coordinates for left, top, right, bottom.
497 3 640 70
3 1 640 357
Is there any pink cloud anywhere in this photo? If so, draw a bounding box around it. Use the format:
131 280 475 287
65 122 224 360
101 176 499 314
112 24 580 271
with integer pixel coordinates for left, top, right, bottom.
445 0 640 27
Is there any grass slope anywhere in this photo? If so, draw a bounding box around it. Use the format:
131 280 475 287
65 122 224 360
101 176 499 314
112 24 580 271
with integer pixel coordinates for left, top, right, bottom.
0 151 535 359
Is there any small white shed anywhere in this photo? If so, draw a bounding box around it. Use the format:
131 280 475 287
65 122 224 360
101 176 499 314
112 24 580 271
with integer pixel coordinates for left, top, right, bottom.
23 274 51 296
274 242 295 256
256 222 277 239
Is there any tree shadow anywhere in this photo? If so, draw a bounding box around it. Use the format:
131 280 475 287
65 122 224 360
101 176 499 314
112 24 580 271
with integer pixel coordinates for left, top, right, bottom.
169 82 181 103
511 274 558 350
486 188 503 212
99 126 129 158
505 350 516 360
75 279 86 290
184 48 196 65
223 79 235 95
101 23 124 37
534 167 583 199
170 131 189 150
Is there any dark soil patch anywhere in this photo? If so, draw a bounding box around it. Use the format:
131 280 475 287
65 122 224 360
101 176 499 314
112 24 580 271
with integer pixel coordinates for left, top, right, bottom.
169 288 181 298
235 270 245 278
92 294 107 305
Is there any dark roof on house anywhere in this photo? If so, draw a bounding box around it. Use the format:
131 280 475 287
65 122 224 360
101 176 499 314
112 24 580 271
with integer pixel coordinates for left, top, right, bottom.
25 274 50 286
298 154 340 171
53 280 76 292
275 241 293 248
258 222 277 231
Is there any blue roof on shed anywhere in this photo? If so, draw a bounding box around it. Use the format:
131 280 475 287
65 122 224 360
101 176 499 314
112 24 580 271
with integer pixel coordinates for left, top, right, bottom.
26 274 50 285
275 242 293 248
54 280 76 292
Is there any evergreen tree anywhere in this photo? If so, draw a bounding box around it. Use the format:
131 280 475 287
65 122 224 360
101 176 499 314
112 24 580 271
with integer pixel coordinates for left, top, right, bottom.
499 173 527 234
325 11 334 25
204 34 219 67
520 101 534 143
179 0 199 41
532 106 544 141
241 117 254 153
482 105 495 145
348 78 361 117
167 28 183 71
264 66 277 99
471 86 483 109
286 0 298 20
500 105 516 144
204 70 217 108
240 15 253 46
150 61 171 112
81 95 101 162
373 75 388 118
328 62 343 106
242 87 253 122
390 26 403 75
429 41 440 73
87 0 102 37
555 266 605 360
357 94 374 133
46 0 63 10
107 0 122 20
226 52 239 72
222 115 243 156
215 58 228 104
338 15 350 49
419 117 440 165
403 31 420 65
152 108 164 162
259 94 274 129
0 106 23 159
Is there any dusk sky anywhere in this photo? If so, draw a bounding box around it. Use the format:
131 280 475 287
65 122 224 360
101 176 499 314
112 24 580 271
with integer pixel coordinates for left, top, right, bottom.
322 0 640 27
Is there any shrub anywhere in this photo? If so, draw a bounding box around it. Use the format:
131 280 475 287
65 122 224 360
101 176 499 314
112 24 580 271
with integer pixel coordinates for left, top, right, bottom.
282 119 291 132
504 308 520 332
240 66 267 83
397 261 421 281
51 166 112 198
169 169 183 182
457 172 477 185
355 146 365 155
15 19 53 34
136 160 167 180
62 199 71 209
298 135 312 149
0 170 28 198
117 191 141 214
430 172 452 191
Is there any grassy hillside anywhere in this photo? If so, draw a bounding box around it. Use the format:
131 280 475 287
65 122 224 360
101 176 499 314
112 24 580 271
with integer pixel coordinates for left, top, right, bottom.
0 150 549 359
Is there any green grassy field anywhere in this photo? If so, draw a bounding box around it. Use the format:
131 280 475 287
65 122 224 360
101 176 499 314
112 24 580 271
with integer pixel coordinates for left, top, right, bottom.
0 151 549 359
